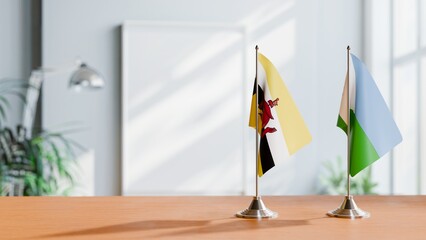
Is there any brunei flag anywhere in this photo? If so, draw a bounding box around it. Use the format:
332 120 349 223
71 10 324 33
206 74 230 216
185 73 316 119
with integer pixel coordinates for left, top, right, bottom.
338 53 402 177
249 53 312 176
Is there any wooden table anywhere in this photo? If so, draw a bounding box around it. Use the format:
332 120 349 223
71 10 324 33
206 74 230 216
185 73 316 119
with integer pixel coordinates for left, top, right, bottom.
1 196 425 239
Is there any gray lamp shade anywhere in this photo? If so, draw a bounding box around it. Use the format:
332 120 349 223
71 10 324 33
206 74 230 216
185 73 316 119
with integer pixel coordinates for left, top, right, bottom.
69 63 104 90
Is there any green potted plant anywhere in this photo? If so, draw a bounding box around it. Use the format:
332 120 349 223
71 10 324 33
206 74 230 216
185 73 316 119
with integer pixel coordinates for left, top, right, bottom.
0 79 81 196
318 156 378 195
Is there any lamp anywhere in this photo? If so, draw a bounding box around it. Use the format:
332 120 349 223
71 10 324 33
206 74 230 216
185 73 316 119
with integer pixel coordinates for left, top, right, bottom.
68 63 104 90
22 60 104 136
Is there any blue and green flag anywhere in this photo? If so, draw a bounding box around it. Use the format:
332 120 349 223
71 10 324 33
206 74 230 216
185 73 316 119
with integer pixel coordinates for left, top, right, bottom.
338 53 402 177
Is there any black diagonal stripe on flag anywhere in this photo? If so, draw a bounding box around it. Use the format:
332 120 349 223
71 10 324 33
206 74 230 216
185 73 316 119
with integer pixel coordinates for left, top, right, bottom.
260 136 275 175
255 83 265 106
252 81 275 175
251 78 265 106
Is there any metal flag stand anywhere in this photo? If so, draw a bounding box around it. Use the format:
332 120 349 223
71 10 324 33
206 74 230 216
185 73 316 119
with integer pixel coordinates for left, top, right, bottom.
327 46 370 219
236 45 277 219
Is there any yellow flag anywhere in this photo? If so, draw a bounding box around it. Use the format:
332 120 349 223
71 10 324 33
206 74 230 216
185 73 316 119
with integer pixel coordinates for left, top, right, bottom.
249 53 311 176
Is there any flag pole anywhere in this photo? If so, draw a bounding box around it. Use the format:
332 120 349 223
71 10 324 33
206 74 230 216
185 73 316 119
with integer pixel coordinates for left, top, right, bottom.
346 45 351 198
236 45 277 219
326 46 370 219
255 45 259 198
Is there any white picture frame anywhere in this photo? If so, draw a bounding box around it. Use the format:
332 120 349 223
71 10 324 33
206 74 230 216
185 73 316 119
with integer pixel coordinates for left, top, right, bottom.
121 21 248 195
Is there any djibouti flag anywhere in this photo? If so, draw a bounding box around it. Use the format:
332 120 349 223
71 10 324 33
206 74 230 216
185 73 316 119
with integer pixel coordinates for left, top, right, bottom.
249 53 311 176
338 53 402 177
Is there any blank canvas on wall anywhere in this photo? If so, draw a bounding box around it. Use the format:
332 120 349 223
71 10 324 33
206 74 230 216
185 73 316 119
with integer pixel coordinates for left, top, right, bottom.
121 21 247 195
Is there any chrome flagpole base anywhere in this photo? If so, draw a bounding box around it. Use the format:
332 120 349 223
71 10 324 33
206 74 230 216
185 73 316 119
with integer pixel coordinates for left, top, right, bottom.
236 196 278 219
327 195 370 219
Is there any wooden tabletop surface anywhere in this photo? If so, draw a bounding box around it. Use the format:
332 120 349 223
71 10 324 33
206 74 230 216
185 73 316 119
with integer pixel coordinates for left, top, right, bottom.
1 195 425 239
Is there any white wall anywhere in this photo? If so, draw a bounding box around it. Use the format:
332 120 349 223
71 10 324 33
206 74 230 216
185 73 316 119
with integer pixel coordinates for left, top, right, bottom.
42 0 363 195
0 0 32 127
